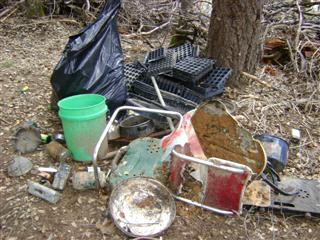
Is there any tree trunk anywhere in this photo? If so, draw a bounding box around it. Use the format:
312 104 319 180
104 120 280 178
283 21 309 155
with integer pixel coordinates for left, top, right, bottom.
206 0 262 87
25 0 45 18
170 0 196 47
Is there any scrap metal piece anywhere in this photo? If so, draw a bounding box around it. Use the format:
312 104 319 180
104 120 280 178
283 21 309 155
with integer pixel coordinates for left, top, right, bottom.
151 76 175 131
28 181 61 204
111 146 129 170
13 121 41 153
7 156 33 177
270 177 320 216
261 172 298 196
174 195 233 215
52 163 71 191
72 171 106 190
109 177 176 237
191 100 267 174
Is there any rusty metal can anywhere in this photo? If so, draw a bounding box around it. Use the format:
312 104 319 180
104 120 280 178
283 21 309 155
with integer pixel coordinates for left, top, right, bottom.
72 171 106 190
46 140 71 162
52 163 71 191
28 181 61 204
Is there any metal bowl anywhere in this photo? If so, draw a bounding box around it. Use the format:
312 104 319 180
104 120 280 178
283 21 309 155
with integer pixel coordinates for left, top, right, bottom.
109 177 176 237
119 115 155 139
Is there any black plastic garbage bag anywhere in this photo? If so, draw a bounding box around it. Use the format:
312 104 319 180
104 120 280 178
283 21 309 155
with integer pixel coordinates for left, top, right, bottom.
50 0 127 114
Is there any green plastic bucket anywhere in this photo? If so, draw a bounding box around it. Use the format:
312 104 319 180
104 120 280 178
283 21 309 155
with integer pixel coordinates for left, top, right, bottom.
58 94 108 162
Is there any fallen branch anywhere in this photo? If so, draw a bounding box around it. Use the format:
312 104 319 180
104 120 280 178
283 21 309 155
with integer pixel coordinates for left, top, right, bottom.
0 118 10 124
241 72 273 88
123 21 170 38
0 7 18 23
85 0 90 12
266 1 320 9
0 0 25 18
294 0 303 73
12 18 81 29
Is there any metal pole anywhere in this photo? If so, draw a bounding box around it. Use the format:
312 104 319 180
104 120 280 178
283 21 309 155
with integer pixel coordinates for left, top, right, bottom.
172 150 252 174
174 195 234 215
151 76 175 131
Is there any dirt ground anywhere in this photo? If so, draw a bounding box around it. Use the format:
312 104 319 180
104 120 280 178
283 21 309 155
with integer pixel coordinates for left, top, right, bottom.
0 18 319 240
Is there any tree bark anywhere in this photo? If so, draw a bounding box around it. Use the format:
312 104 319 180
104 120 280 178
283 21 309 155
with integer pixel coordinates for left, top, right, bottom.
206 0 262 87
25 0 45 18
170 0 196 47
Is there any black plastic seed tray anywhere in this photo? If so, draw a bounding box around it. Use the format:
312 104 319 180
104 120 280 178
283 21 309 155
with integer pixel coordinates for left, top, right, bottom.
185 67 232 98
169 43 200 62
200 67 232 88
141 76 202 104
172 57 215 84
130 80 197 113
186 84 224 99
146 50 177 77
145 47 167 63
124 63 146 88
